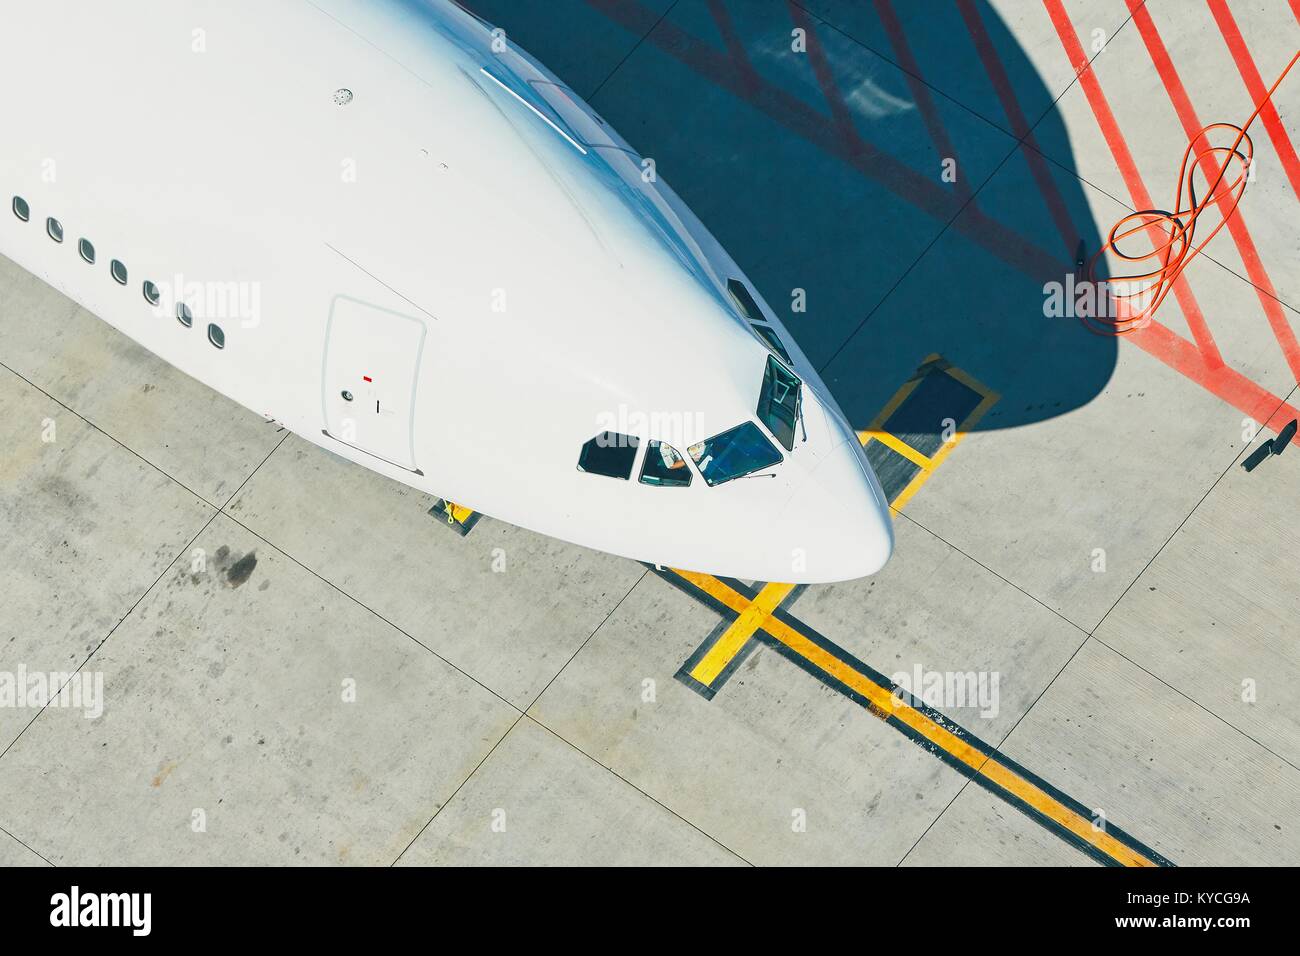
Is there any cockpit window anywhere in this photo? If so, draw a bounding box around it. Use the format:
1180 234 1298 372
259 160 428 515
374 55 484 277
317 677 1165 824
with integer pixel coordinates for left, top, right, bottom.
578 431 639 479
757 355 802 451
726 278 762 321
688 422 782 486
751 323 792 364
728 278 794 364
639 440 691 487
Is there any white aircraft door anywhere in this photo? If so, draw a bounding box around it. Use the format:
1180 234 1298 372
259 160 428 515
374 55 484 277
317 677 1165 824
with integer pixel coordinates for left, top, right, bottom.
321 296 427 474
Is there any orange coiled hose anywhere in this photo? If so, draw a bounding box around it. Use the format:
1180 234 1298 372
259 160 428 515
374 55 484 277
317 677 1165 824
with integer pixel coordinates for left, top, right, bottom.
1082 50 1300 335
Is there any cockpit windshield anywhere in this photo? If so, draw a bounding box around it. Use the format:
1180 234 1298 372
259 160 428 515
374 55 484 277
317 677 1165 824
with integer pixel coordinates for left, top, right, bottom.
688 421 782 486
757 355 802 451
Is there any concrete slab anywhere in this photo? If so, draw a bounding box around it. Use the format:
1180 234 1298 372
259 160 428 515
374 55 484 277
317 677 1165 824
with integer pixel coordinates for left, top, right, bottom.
902 782 1097 866
0 365 212 752
225 435 647 709
1096 405 1300 767
999 638 1300 866
398 716 744 866
0 254 285 505
0 513 518 866
825 156 1296 632
791 514 1085 743
529 573 974 866
0 828 48 866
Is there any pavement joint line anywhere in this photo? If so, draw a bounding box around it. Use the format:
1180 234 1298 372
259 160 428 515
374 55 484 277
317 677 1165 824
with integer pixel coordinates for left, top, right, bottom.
0 359 220 510
217 509 524 714
521 714 755 866
1089 633 1300 776
0 822 55 867
586 0 682 101
387 568 730 867
1087 380 1300 641
390 711 527 866
521 568 650 713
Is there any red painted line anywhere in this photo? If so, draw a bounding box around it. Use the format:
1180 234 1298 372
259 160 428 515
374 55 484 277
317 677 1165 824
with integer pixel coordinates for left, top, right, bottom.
873 0 974 202
1124 0 1300 380
956 0 1073 255
1206 0 1300 204
1042 0 1224 366
787 0 863 156
1293 0 1300 28
706 0 759 92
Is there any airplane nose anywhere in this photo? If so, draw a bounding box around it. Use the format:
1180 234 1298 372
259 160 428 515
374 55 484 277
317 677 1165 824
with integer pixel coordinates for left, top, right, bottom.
774 438 895 582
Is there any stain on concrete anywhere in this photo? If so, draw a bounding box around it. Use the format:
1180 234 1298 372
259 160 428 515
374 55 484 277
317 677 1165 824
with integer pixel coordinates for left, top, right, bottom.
151 759 178 788
226 552 258 588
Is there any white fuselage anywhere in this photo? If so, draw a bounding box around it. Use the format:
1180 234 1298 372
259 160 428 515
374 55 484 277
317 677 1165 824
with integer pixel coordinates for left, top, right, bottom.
0 0 893 583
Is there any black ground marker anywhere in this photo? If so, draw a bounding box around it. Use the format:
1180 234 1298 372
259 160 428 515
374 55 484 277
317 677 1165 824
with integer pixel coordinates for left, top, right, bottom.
1272 419 1297 455
1242 440 1274 472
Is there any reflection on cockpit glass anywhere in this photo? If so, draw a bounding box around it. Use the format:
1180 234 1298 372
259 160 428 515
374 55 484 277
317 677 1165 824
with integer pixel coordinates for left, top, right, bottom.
757 355 802 451
640 440 692 487
688 421 782 486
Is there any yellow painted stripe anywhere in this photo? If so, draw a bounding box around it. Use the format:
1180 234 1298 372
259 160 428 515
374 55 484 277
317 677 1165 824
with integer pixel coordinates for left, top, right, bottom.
688 581 795 686
886 469 932 513
861 430 933 469
861 360 936 432
761 613 1157 867
670 569 750 615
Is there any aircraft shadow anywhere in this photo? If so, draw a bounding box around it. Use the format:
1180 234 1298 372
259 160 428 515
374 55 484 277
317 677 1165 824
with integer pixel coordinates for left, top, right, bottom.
460 0 1115 437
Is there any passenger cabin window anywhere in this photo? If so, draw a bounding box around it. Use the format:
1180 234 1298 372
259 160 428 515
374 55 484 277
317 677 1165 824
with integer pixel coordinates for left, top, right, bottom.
577 431 640 479
111 260 128 285
176 302 193 327
757 355 802 451
78 239 95 264
207 323 225 349
12 197 30 222
688 422 782 486
143 281 161 306
639 440 691 487
47 218 64 242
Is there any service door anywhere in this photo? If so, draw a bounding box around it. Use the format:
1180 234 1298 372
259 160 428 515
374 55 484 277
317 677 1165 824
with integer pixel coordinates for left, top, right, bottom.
322 296 427 474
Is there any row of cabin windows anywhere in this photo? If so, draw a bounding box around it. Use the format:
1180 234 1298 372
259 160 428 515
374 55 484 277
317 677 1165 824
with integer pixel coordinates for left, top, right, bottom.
12 195 226 349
